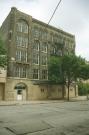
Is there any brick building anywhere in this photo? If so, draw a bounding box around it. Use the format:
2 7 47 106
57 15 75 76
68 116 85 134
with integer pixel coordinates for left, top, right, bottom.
0 7 78 101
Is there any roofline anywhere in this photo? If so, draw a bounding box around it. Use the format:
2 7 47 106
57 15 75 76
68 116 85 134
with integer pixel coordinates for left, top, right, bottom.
14 7 75 38
0 7 75 39
32 18 75 38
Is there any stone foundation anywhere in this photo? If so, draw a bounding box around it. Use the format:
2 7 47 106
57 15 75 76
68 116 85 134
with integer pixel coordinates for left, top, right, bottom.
1 77 78 101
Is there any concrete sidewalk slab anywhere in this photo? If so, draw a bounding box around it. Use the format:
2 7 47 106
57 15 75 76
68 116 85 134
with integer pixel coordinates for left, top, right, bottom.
70 96 87 101
6 121 52 135
0 128 15 135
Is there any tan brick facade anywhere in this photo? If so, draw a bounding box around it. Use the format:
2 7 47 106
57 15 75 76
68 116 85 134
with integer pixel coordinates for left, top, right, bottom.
0 7 77 101
3 77 78 101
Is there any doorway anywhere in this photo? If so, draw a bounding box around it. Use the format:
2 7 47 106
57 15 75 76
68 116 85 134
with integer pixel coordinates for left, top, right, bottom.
14 83 27 101
17 89 22 101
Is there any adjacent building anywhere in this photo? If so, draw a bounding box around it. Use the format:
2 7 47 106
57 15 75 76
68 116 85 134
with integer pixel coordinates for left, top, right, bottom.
0 7 78 101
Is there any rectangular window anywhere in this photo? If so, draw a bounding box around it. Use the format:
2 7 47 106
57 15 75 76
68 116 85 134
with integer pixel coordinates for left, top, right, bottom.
15 67 20 77
42 70 48 80
17 23 22 32
20 67 27 78
41 42 47 52
21 51 27 62
33 40 39 51
16 50 27 62
17 22 28 33
16 36 28 48
54 35 59 43
33 69 39 79
33 28 39 38
22 37 28 48
16 36 22 47
22 25 28 33
33 53 39 65
42 31 47 40
35 29 39 37
42 55 47 65
16 50 21 61
49 33 53 42
15 66 27 78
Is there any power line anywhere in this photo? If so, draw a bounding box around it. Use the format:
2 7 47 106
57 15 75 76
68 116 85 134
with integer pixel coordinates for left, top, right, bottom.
48 0 62 25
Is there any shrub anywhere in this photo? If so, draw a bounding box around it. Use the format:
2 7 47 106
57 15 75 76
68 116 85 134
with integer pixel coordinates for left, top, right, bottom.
78 82 89 96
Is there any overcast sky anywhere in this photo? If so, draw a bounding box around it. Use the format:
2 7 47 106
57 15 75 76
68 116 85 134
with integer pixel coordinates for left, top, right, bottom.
0 0 89 60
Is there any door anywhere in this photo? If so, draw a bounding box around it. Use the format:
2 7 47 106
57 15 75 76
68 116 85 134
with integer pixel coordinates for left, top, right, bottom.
17 89 22 101
14 83 27 101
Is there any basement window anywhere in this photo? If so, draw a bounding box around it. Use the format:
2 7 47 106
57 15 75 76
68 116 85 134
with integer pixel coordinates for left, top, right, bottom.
41 89 44 92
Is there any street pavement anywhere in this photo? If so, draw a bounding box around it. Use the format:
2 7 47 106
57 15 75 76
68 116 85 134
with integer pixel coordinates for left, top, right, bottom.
0 100 89 135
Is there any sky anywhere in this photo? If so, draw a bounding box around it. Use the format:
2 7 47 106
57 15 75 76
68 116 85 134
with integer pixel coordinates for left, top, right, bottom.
0 0 89 60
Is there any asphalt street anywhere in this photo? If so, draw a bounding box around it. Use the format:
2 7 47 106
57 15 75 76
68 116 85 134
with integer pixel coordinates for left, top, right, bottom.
0 100 89 135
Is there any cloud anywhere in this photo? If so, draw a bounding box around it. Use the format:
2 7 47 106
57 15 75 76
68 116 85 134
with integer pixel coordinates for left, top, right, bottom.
76 21 89 59
0 0 89 60
24 0 39 1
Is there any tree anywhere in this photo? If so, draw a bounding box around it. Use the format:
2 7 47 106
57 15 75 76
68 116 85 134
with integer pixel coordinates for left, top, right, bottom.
48 56 61 83
78 82 89 96
78 64 89 99
0 36 7 67
62 55 85 101
48 54 86 101
48 55 66 98
79 64 89 80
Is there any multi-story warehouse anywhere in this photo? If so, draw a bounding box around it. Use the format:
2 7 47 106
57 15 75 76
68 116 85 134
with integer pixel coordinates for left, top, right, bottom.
0 7 78 101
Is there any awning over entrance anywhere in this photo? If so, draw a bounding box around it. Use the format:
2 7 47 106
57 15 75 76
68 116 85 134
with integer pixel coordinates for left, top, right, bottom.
14 83 26 90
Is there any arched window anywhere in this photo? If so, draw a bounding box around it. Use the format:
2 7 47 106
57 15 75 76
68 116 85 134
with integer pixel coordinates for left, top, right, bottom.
16 20 28 33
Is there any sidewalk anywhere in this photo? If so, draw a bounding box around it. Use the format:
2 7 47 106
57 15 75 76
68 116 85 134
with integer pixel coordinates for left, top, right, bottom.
0 100 65 106
70 96 87 101
0 96 87 106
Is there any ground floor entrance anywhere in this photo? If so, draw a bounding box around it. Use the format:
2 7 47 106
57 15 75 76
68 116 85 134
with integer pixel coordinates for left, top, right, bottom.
14 83 27 101
3 78 78 101
17 89 23 101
